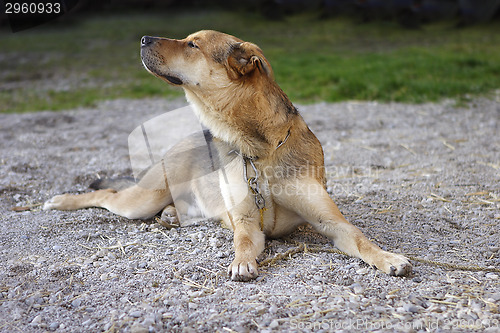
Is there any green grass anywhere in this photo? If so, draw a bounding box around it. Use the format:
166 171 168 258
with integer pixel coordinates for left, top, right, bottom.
1 10 499 112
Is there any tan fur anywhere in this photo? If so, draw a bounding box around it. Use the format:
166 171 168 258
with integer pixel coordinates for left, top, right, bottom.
44 30 411 281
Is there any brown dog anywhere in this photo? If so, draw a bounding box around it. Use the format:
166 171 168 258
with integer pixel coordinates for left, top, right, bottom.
44 30 411 281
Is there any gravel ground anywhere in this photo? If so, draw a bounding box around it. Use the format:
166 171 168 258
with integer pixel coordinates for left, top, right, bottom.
0 97 499 333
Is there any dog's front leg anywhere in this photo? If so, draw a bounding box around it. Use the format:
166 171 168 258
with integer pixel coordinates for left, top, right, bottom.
226 215 265 281
275 178 412 276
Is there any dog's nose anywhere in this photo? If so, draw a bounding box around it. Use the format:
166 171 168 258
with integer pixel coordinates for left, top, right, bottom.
141 36 153 47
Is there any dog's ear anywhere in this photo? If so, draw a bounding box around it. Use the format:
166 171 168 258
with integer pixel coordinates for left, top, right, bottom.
227 42 273 79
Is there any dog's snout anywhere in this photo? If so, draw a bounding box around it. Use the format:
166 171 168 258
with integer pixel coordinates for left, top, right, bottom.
141 36 154 47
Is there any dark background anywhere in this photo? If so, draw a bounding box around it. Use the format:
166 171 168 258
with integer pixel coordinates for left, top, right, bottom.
3 0 500 33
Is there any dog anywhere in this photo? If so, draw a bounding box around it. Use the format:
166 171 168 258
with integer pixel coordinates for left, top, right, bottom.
44 30 412 281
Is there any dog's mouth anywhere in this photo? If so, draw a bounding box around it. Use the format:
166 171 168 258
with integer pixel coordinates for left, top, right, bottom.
162 75 183 85
140 52 183 86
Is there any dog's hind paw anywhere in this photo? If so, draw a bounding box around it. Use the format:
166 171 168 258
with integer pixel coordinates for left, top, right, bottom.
43 193 85 211
158 206 180 229
43 194 69 211
228 258 258 282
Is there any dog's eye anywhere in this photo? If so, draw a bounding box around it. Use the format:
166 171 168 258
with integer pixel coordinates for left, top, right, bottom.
187 41 199 49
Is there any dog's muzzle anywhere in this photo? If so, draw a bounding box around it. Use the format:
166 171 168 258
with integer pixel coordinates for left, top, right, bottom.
140 36 183 86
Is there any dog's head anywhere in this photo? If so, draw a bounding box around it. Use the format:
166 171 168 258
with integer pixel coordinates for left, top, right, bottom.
140 30 273 91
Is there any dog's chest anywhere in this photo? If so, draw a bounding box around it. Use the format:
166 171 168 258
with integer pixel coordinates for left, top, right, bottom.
188 99 257 155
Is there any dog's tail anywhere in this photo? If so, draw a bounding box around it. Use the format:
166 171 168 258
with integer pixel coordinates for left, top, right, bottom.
89 177 136 191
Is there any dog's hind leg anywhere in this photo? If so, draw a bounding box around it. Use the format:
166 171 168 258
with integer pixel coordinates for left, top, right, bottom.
43 185 172 220
44 161 174 219
275 178 412 276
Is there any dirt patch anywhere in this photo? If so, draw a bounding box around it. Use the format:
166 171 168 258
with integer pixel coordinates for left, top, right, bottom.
0 98 499 332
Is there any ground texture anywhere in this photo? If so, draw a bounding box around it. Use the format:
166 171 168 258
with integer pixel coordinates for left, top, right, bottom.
0 98 499 332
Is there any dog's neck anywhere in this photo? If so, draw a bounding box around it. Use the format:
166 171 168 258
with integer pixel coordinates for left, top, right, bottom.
184 83 298 159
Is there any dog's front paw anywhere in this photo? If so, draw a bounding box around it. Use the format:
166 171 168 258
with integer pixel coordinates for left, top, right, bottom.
228 258 258 281
376 251 412 276
43 194 71 211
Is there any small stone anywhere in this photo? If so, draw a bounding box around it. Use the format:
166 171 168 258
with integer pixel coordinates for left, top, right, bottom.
269 304 278 314
255 305 267 315
82 319 93 326
96 249 108 257
49 322 60 331
209 237 222 248
403 303 420 313
53 245 62 251
485 273 498 280
356 267 370 275
489 293 500 301
216 251 227 258
269 320 279 329
30 315 42 326
130 323 148 333
142 314 156 327
426 304 442 313
71 298 82 308
103 322 112 331
313 274 326 283
485 327 500 333
351 283 364 294
130 310 142 318
412 276 422 283
162 312 174 320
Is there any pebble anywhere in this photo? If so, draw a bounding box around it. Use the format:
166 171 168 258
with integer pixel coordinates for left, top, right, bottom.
142 314 156 326
82 319 93 326
313 274 326 283
130 323 149 333
30 315 42 326
485 273 498 280
49 322 60 331
355 267 370 275
130 310 143 318
216 251 228 258
488 246 500 252
351 283 364 294
269 320 279 329
52 245 62 251
403 303 421 313
71 298 82 308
